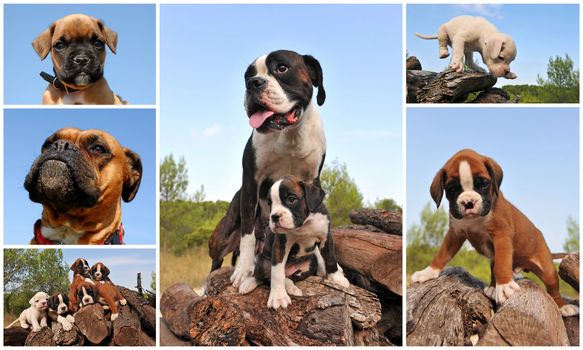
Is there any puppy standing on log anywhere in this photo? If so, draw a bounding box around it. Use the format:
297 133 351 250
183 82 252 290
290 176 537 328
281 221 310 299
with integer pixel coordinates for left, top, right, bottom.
68 258 94 312
47 293 75 331
240 176 349 309
209 50 329 293
25 128 142 245
32 14 126 104
5 291 49 332
416 15 517 79
411 149 579 316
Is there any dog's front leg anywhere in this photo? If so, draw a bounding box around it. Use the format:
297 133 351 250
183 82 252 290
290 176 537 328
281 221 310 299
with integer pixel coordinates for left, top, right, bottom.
267 234 291 309
491 233 520 304
450 38 467 72
231 177 258 291
39 315 48 328
31 315 42 332
320 227 349 288
412 228 465 283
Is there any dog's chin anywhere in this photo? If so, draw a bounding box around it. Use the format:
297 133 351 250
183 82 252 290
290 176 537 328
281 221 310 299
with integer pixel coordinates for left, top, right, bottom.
38 305 48 311
270 222 294 233
73 73 93 86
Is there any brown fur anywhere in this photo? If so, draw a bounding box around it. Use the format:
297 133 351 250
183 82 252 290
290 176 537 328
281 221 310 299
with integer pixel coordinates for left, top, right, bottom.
94 283 125 315
68 258 90 312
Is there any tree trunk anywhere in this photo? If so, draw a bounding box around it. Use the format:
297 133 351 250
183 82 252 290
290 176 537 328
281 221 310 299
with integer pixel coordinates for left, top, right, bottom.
119 286 156 337
407 267 492 346
333 227 402 296
348 209 402 235
112 305 141 346
74 304 111 345
51 322 85 346
559 252 579 292
408 69 498 103
25 327 55 346
4 327 30 346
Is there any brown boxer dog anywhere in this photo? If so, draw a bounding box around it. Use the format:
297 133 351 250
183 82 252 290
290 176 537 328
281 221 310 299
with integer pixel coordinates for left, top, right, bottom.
25 128 142 245
411 149 579 316
32 14 126 105
68 258 93 312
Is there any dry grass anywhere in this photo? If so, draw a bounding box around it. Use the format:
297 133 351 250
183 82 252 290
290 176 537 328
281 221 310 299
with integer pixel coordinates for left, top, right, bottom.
161 245 233 293
4 313 18 328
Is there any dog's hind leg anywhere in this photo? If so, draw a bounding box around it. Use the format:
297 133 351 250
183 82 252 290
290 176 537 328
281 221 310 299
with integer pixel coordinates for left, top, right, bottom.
532 256 579 316
437 24 450 59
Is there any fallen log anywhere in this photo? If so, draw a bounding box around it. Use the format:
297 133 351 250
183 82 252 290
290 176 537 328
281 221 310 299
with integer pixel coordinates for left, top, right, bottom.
75 304 111 345
563 315 579 346
161 318 193 346
112 305 141 346
25 327 55 346
406 56 422 70
333 227 402 296
559 252 579 292
52 322 85 346
470 87 518 103
160 283 202 339
348 209 402 235
406 70 438 103
119 286 156 337
4 327 30 346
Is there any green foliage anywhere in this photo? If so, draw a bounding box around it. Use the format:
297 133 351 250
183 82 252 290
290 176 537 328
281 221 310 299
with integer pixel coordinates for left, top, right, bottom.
537 54 579 89
320 159 364 226
160 154 189 202
4 249 69 315
374 198 402 213
563 216 579 252
408 203 448 248
161 200 230 255
150 271 156 291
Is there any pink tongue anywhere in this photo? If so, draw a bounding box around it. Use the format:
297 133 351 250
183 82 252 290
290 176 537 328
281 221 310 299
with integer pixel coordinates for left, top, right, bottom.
249 110 275 129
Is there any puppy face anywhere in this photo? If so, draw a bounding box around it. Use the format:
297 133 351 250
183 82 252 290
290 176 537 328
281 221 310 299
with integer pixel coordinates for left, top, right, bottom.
77 283 98 306
29 292 50 311
268 175 326 232
70 258 90 276
32 14 118 88
244 50 326 133
431 149 503 220
48 293 70 314
90 262 110 281
483 34 517 78
24 128 142 214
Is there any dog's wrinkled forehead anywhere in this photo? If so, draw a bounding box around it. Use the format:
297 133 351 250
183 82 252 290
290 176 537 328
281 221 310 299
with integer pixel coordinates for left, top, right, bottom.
277 177 304 202
444 155 490 183
52 14 104 44
246 50 308 80
41 127 122 154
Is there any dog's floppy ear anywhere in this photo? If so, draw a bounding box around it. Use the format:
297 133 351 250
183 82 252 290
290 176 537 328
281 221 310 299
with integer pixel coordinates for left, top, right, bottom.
486 36 504 60
303 55 326 106
122 148 143 202
32 23 56 60
70 260 78 272
430 168 446 208
97 20 118 54
484 157 503 195
300 181 326 212
102 264 110 276
29 295 36 306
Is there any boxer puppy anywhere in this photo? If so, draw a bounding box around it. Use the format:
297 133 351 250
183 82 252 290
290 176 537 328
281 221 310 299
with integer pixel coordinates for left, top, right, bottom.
32 14 126 104
77 281 126 321
68 258 94 312
25 128 142 245
411 149 579 316
90 262 113 284
240 176 349 309
47 293 75 331
5 292 49 332
76 281 98 308
209 50 329 294
416 15 517 79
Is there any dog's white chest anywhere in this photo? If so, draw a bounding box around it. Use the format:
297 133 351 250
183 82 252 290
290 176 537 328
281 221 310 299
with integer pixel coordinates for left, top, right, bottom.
450 216 494 258
62 92 88 105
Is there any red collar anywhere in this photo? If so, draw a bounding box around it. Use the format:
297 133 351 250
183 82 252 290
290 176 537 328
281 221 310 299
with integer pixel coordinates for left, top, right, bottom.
33 220 124 245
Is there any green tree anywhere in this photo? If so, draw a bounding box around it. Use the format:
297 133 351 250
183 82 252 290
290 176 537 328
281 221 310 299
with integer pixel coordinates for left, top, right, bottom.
320 159 364 226
408 203 448 248
537 54 579 88
374 198 402 213
160 154 189 202
563 216 579 252
150 271 156 291
191 185 206 203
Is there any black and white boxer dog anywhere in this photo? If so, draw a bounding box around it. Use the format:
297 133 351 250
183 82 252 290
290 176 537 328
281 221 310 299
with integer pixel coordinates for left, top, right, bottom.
239 175 348 309
210 50 337 293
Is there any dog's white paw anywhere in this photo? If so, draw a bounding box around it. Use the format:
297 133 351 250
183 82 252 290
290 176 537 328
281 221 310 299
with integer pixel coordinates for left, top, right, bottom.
61 319 73 331
21 323 29 329
327 271 350 288
495 280 520 304
285 279 303 297
239 277 259 294
230 241 255 290
411 266 441 283
439 48 449 59
267 288 291 309
111 313 119 321
120 299 127 306
451 61 464 72
560 304 579 317
32 325 42 332
40 319 48 327
66 315 75 323
102 305 110 310
483 286 496 300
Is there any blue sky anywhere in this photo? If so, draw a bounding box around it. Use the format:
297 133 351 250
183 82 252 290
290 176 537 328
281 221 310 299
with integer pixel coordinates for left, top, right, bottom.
4 109 156 245
407 108 579 252
161 4 403 205
61 249 155 290
4 4 156 104
407 4 579 87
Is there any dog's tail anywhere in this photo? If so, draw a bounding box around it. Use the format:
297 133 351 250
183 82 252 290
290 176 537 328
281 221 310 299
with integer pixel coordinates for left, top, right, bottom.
415 33 438 40
5 318 20 328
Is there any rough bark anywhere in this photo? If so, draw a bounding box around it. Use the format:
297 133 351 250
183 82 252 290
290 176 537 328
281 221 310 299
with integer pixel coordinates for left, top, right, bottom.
406 267 492 346
51 322 85 346
160 283 202 339
112 305 141 346
563 315 579 346
348 209 402 235
4 327 30 346
119 286 156 337
75 304 111 345
25 327 55 346
333 227 402 296
559 252 579 292
406 56 422 70
406 70 438 103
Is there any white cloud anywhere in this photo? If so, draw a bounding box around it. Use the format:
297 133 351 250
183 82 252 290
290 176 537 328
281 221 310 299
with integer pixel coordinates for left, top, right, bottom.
457 4 504 20
202 123 221 137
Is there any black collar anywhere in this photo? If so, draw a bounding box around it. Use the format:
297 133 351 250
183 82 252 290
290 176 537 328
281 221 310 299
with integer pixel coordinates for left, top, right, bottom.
40 71 81 94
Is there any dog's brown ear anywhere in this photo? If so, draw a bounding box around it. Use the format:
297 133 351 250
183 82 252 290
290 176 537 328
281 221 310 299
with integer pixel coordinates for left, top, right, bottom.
486 37 504 60
303 55 326 106
484 157 503 195
300 181 326 212
122 148 142 202
430 168 446 208
97 20 118 54
70 261 78 272
32 23 56 60
102 264 110 276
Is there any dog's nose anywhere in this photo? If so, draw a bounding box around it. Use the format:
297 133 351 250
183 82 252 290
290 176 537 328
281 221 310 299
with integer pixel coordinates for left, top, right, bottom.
246 77 266 90
73 55 90 66
463 200 475 209
271 214 280 222
51 140 72 152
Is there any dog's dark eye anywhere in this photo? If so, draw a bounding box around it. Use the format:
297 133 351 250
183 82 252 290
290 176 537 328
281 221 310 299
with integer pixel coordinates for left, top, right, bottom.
94 39 105 49
476 178 490 189
54 41 66 50
90 145 107 154
286 195 297 204
276 65 289 74
498 55 505 60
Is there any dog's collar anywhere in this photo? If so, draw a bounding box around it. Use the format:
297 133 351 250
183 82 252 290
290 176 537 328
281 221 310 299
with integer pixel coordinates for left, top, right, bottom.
33 219 124 245
39 71 81 94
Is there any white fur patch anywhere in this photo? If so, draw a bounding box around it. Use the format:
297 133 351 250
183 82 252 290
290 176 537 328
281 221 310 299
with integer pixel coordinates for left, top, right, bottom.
327 269 350 288
411 265 441 283
268 262 291 309
494 280 520 304
231 233 256 290
269 180 296 231
239 276 259 295
40 225 82 244
560 304 580 317
456 161 483 215
252 55 296 114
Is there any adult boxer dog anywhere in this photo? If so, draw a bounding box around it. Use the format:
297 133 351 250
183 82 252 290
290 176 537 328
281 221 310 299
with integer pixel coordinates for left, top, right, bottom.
411 149 579 316
90 262 113 284
68 258 94 312
240 176 349 309
5 292 49 332
416 15 517 79
25 128 142 245
209 50 328 293
47 293 75 331
32 13 126 104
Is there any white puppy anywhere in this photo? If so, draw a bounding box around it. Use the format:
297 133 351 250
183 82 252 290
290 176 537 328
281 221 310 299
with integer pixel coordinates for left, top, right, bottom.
416 15 517 79
6 292 49 332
